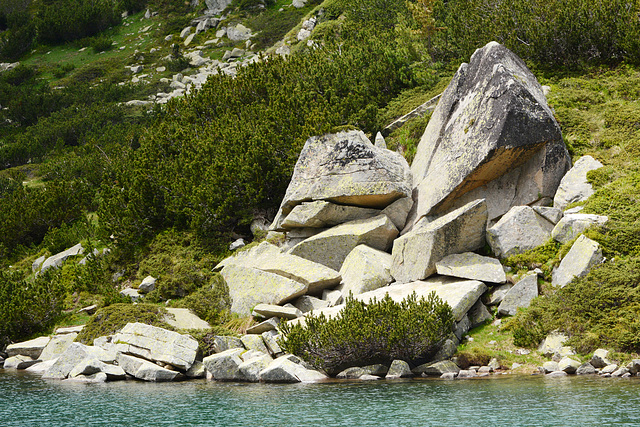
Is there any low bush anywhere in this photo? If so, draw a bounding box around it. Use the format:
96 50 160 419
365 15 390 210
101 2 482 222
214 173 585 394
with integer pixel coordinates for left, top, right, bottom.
176 274 231 325
280 292 454 375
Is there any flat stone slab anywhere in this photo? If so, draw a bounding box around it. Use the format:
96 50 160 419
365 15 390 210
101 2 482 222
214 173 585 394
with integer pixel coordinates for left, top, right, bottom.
338 244 393 297
551 213 608 244
6 336 51 359
246 317 280 335
281 201 380 229
552 235 603 288
497 273 538 316
435 252 506 283
164 308 211 330
40 243 84 273
554 155 603 210
487 206 554 258
253 304 303 320
39 333 77 361
117 353 180 382
54 325 85 334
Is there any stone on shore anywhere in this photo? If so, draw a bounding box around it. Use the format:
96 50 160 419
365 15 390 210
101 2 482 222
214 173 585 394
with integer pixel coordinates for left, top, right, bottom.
238 354 273 382
289 214 398 271
553 155 604 210
407 42 568 229
39 333 77 361
211 336 244 353
435 252 506 283
552 235 603 288
258 357 327 383
43 343 116 380
338 245 393 297
336 364 388 379
273 130 412 229
6 336 51 359
487 206 554 258
3 355 39 370
391 199 487 283
558 357 581 374
538 331 568 356
576 362 596 375
117 353 181 382
386 360 414 379
414 360 460 376
590 349 611 368
253 303 303 320
68 358 126 380
203 348 245 381
551 213 609 244
261 331 283 357
497 273 538 316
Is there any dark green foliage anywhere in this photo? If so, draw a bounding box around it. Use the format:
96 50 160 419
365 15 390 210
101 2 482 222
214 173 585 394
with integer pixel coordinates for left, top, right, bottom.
188 327 236 358
280 292 454 375
76 303 173 344
0 268 66 350
502 240 562 278
248 7 306 50
177 274 231 325
88 35 115 53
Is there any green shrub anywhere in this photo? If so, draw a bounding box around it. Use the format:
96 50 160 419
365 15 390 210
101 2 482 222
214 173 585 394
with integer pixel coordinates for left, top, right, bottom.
280 292 454 375
76 303 173 344
88 35 115 53
177 274 231 325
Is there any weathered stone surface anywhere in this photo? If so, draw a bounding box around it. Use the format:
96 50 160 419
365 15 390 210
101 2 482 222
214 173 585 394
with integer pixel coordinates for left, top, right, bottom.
25 359 56 374
40 243 84 273
203 348 245 381
227 24 252 42
205 0 233 14
164 308 211 330
322 289 343 307
113 322 199 370
6 336 51 359
273 130 412 227
551 213 608 244
546 370 568 378
484 283 511 306
68 358 126 380
612 367 629 377
380 197 413 230
239 354 273 382
538 331 568 356
554 155 604 210
551 346 576 362
468 300 492 329
391 199 487 283
532 206 563 225
240 335 269 354
246 317 280 334
338 245 393 297
39 333 77 361
457 369 478 379
43 343 115 380
487 206 554 258
211 336 244 353
220 264 308 316
552 235 603 288
435 252 506 283
3 355 38 370
186 361 205 378
432 336 459 362
626 359 640 375
601 364 618 374
117 353 180 382
120 288 140 302
259 357 327 383
55 325 84 334
386 360 414 379
576 363 596 375
138 275 156 294
261 331 283 357
454 315 471 341
281 201 379 229
293 295 329 313
408 42 568 229
414 360 460 376
497 273 538 316
289 214 398 271
32 255 45 272
590 349 611 368
336 364 388 379
216 242 341 294
253 303 303 320
558 357 581 374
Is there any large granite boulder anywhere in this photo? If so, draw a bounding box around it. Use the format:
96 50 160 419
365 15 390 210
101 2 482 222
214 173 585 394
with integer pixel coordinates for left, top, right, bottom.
238 353 273 382
3 355 39 370
281 201 379 229
68 358 126 380
258 356 327 383
391 199 487 283
407 41 569 229
112 322 199 371
272 130 412 229
163 308 211 330
538 331 569 356
117 353 181 382
216 242 341 294
40 243 84 273
386 360 414 379
551 213 608 244
43 343 116 380
487 206 555 258
203 348 245 381
289 214 398 271
497 273 538 316
553 155 603 210
253 303 303 320
435 252 506 283
39 333 77 361
413 360 460 376
220 264 308 315
338 245 393 297
552 235 603 288
6 336 51 359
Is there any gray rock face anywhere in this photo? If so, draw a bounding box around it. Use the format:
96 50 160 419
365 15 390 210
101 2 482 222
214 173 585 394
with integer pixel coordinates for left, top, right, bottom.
238 354 273 382
68 358 126 380
590 349 611 368
533 206 563 225
626 360 640 375
293 295 329 313
551 213 608 244
40 243 84 273
43 343 115 380
487 206 554 258
435 252 506 283
380 197 414 230
32 255 45 272
6 336 51 359
576 362 596 375
227 24 252 42
281 201 379 229
391 199 487 283
220 263 308 316
497 273 538 316
117 353 180 382
211 336 244 353
259 357 327 383
246 317 280 335
538 331 568 357
386 360 414 379
408 42 568 229
203 348 245 381
336 364 388 379
484 283 511 306
289 214 398 272
253 303 303 320
554 155 604 210
558 357 581 374
468 300 492 328
39 333 77 361
338 245 393 297
113 322 199 371
552 235 603 288
261 331 283 357
273 130 412 228
3 355 38 370
414 360 460 376
240 334 269 354
205 0 233 14
164 308 211 330
138 275 156 294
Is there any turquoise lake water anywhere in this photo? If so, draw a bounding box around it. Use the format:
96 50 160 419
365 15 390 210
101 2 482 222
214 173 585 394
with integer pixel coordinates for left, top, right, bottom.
2 371 640 426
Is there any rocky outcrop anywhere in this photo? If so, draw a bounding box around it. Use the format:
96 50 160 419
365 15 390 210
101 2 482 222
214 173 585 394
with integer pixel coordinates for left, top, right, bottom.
435 252 506 283
551 213 608 244
407 41 569 229
497 273 538 316
338 245 393 297
43 343 116 380
487 206 555 258
39 243 84 273
6 336 51 359
391 199 487 283
552 235 603 288
553 155 603 210
258 356 327 383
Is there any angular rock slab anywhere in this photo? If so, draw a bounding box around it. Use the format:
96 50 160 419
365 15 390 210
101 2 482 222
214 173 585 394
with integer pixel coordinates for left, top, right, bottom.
436 252 506 283
338 244 393 297
281 201 380 229
408 41 568 228
6 336 51 359
39 333 77 361
487 206 554 258
113 322 199 371
203 348 245 381
497 273 538 316
220 264 308 316
414 360 460 376
554 155 604 210
117 353 180 382
258 357 327 383
289 214 398 272
391 199 487 283
293 295 329 313
552 235 603 288
43 343 116 380
551 213 608 244
273 130 412 227
386 360 414 379
164 308 211 330
40 243 84 273
253 303 303 320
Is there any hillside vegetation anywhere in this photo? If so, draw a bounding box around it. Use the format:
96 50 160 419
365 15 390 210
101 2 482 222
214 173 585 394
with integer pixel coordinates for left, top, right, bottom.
1 0 640 360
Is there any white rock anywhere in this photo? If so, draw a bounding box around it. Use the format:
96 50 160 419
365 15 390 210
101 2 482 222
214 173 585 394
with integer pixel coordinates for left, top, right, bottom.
554 155 604 210
551 213 608 244
338 245 393 297
435 252 506 283
487 206 554 258
552 235 603 288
